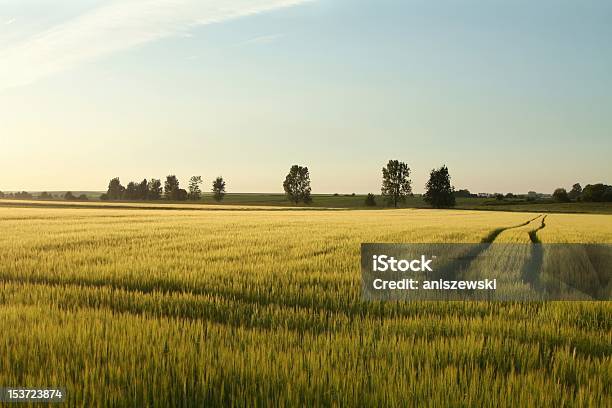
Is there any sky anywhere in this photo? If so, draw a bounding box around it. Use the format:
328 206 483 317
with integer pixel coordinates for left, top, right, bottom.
1 0 611 194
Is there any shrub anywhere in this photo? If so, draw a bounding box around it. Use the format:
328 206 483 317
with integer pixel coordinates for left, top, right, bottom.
365 193 376 207
553 188 570 203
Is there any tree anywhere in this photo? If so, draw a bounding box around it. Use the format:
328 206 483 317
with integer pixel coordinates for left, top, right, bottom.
176 189 188 201
148 179 162 200
164 175 180 200
124 182 138 200
212 177 226 202
505 193 515 199
188 176 203 200
283 165 312 204
107 178 125 200
64 191 76 200
424 165 456 208
0 191 4 199
365 193 377 207
39 192 52 200
137 179 149 200
454 189 472 198
15 191 32 199
582 184 612 202
568 183 582 200
78 194 88 201
553 188 570 202
381 160 412 208
527 191 538 202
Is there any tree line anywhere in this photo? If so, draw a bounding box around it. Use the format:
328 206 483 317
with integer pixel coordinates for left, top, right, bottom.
283 160 456 208
100 175 226 201
552 183 612 203
0 191 88 201
2 163 609 207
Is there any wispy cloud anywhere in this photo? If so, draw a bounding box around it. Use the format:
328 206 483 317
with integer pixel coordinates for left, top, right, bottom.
4 18 15 25
237 33 284 46
0 0 310 90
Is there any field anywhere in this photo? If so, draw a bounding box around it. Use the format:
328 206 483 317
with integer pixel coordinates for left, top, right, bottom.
4 193 612 214
0 202 611 406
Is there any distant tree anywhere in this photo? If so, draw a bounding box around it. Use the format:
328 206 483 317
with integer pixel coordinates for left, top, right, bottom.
175 188 188 201
505 193 515 199
381 160 412 208
100 193 109 201
164 175 180 200
495 193 505 201
39 192 52 200
0 191 4 199
568 183 582 200
582 184 609 202
365 193 377 207
212 177 226 202
124 182 138 200
188 176 203 200
283 165 312 204
454 189 472 198
137 179 149 200
107 178 125 200
78 194 88 201
553 188 570 202
15 191 33 200
527 191 538 202
64 191 76 200
424 165 456 208
147 179 162 200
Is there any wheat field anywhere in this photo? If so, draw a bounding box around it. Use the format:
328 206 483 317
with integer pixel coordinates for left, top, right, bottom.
0 203 610 406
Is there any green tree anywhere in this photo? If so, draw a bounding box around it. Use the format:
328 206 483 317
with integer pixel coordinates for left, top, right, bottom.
212 177 226 202
147 179 162 200
553 188 570 202
454 189 472 198
124 182 138 200
283 165 312 204
176 189 188 201
568 183 582 200
582 184 611 202
381 160 412 207
424 165 456 208
188 176 203 200
164 175 180 200
365 193 377 207
136 179 149 200
64 191 76 200
106 177 125 200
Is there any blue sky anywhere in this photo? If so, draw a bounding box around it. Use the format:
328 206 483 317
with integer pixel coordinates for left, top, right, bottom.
1 0 611 193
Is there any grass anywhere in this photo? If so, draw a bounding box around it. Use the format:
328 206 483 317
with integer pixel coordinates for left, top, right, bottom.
0 202 610 406
4 194 612 214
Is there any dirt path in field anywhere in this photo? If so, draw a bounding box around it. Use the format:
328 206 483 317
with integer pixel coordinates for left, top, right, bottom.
521 215 547 289
480 214 542 243
433 215 545 282
456 214 547 292
528 215 547 243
